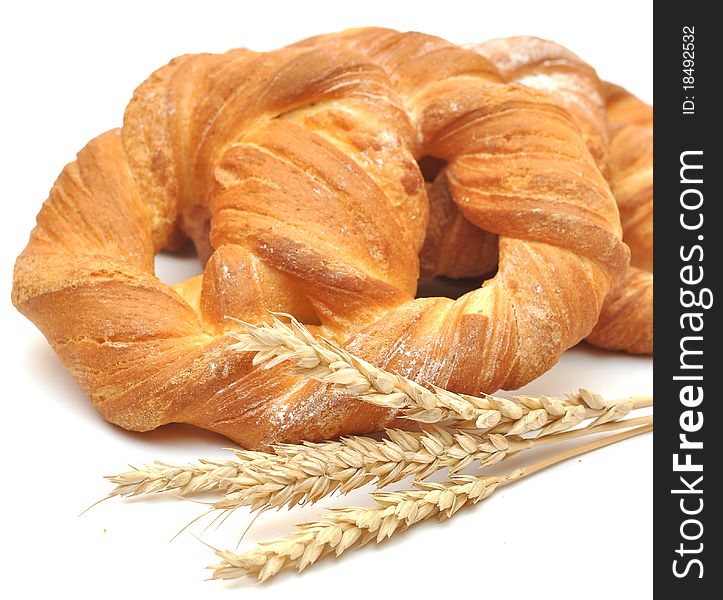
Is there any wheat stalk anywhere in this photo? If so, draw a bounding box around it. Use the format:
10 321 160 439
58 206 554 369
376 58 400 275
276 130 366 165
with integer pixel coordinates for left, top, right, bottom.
104 312 651 502
105 405 651 503
106 458 243 498
211 415 651 513
227 314 652 432
210 422 652 582
212 426 525 512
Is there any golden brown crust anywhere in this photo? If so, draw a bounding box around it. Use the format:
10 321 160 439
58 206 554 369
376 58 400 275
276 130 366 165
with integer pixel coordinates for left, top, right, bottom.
459 38 652 355
468 36 610 177
586 267 652 354
12 29 628 448
601 83 653 271
586 83 653 353
420 170 498 279
603 82 653 129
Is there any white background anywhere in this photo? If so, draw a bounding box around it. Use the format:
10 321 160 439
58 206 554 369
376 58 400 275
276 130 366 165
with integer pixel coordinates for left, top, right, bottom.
1 1 652 598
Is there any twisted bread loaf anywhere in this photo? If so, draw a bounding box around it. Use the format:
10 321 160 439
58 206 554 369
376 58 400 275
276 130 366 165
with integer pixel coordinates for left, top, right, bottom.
427 36 653 354
585 83 653 353
476 39 652 353
12 28 628 449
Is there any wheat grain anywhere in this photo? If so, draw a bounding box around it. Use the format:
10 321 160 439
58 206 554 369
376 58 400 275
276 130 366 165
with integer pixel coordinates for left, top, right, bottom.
209 422 653 582
105 407 651 503
211 426 523 512
212 415 651 513
228 314 652 431
210 473 507 582
105 317 650 505
106 458 242 498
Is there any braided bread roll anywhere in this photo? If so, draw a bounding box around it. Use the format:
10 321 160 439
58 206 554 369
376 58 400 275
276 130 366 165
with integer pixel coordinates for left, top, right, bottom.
586 83 653 353
12 28 627 449
434 36 652 354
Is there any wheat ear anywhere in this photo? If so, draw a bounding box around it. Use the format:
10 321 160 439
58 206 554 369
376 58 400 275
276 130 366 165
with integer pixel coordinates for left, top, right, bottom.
211 415 651 513
105 316 651 500
210 422 652 582
105 402 651 501
228 314 652 430
105 458 244 498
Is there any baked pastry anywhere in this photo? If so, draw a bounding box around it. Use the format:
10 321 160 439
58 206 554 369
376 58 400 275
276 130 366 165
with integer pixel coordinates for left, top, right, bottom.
430 36 652 353
12 28 628 449
585 83 653 353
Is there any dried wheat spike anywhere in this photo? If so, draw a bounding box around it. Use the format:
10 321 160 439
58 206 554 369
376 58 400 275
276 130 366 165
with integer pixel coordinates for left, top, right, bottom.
228 315 650 431
209 422 652 582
